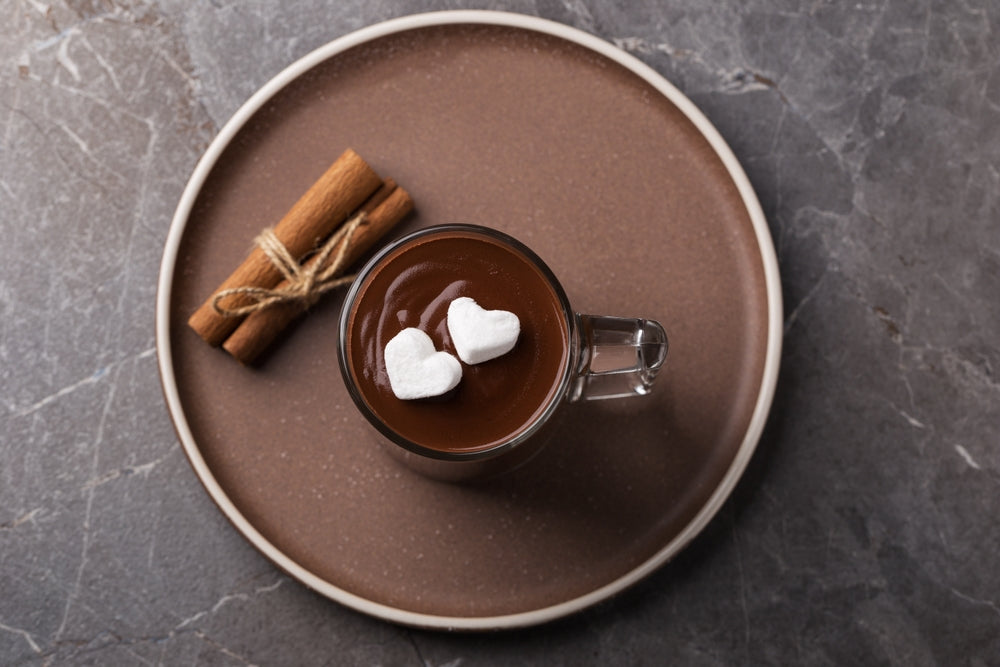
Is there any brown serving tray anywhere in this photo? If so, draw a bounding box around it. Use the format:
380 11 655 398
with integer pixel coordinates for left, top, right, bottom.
157 11 781 629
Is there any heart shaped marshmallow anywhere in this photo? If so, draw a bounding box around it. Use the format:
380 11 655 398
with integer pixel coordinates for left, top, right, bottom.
384 328 462 400
447 297 521 365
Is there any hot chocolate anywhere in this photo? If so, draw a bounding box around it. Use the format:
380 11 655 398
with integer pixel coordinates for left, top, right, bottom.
341 226 571 455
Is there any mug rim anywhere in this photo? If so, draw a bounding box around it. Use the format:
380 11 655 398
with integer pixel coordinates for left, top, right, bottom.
337 223 577 462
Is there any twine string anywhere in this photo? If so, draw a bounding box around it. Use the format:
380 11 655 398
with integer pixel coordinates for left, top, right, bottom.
211 212 366 318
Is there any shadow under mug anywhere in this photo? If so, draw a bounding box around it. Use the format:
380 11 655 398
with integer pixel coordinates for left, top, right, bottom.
338 224 668 481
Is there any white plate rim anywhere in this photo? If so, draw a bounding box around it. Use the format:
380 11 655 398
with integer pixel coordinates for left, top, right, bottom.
155 9 783 631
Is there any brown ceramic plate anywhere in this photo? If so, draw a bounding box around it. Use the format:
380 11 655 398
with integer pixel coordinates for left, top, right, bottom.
157 11 781 629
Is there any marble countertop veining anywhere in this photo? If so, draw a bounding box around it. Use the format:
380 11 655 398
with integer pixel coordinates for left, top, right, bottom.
2 1 998 664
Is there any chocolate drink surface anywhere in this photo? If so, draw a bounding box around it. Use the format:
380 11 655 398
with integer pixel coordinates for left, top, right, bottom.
343 228 570 454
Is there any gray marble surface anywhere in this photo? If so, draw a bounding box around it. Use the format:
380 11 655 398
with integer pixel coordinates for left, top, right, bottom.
2 0 998 664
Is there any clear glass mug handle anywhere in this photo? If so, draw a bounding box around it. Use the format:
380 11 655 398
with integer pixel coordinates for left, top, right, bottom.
569 315 669 402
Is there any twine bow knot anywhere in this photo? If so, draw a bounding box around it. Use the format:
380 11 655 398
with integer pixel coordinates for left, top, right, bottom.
211 212 365 317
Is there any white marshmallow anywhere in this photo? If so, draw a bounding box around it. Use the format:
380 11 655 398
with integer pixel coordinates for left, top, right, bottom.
447 297 521 365
384 328 462 400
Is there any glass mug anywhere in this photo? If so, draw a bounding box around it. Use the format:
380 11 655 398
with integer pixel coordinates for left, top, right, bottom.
338 224 668 481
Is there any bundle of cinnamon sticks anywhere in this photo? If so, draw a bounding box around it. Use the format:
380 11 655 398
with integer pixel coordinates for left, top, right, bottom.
188 148 413 364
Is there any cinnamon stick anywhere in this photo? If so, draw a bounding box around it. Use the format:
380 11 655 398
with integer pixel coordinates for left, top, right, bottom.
221 183 414 364
188 148 382 346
